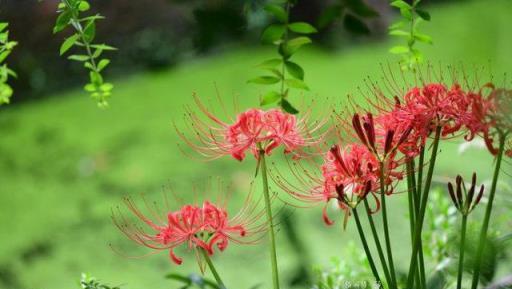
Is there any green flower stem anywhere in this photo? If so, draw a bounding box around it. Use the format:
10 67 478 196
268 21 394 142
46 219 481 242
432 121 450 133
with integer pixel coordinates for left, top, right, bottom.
259 149 280 289
406 161 423 289
471 132 507 289
409 158 427 289
379 162 397 289
457 214 468 289
201 249 227 289
406 126 442 288
352 207 382 286
363 199 393 288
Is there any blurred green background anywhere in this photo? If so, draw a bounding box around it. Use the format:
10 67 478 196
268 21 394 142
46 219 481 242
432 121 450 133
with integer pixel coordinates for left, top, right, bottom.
1 0 512 289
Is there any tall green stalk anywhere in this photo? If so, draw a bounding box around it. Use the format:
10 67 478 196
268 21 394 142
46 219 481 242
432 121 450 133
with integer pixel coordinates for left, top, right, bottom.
406 160 423 289
259 150 280 289
456 215 468 289
201 249 227 289
363 199 393 288
406 126 442 288
379 162 397 288
352 207 382 286
470 132 506 289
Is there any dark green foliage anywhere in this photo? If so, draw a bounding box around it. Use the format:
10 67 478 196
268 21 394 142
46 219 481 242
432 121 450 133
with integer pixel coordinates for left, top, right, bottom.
54 0 116 108
317 0 378 34
0 22 17 105
250 0 318 114
388 0 432 70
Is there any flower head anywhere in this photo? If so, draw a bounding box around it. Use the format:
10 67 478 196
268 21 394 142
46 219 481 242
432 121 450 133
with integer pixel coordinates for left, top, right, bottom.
112 190 265 268
176 94 326 161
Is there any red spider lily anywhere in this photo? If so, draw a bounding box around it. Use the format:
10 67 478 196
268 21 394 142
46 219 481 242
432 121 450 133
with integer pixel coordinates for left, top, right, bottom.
112 191 266 269
271 143 403 227
465 87 512 155
175 94 326 161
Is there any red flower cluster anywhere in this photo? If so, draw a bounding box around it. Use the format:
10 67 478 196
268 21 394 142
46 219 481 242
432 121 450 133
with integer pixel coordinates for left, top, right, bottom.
113 197 264 266
176 95 324 161
277 80 505 226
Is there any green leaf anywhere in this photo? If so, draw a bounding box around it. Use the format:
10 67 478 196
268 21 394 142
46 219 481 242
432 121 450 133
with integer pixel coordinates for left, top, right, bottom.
89 70 103 85
343 14 370 35
288 22 318 34
83 20 96 43
281 99 299 114
285 78 309 90
0 51 10 63
317 5 343 29
261 24 286 44
0 23 8 32
100 82 113 92
389 46 409 54
60 34 79 55
68 54 89 62
389 20 405 30
285 36 312 55
0 83 13 104
256 58 282 69
54 10 72 33
97 59 110 71
284 61 304 80
78 1 90 11
416 9 431 21
388 29 409 37
346 0 379 18
415 33 433 44
390 0 411 10
260 91 281 106
264 4 288 22
247 76 280 85
90 44 117 50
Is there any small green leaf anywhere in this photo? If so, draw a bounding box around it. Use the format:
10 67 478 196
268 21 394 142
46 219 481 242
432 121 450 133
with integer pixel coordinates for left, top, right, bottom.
261 91 281 106
343 14 370 35
89 70 103 85
97 59 110 71
83 20 96 42
389 20 405 30
388 29 409 37
0 23 8 32
288 22 318 34
100 82 113 92
415 33 433 44
256 58 282 69
416 9 431 21
247 76 281 85
285 78 309 90
281 99 299 114
390 0 411 10
284 61 304 80
68 54 89 62
60 34 79 55
78 1 90 11
84 83 96 92
261 24 286 44
285 36 312 55
90 44 117 50
264 4 288 22
54 10 72 33
389 46 409 54
92 48 103 59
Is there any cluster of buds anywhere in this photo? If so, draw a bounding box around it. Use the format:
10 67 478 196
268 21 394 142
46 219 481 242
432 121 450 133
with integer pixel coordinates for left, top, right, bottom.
447 173 485 216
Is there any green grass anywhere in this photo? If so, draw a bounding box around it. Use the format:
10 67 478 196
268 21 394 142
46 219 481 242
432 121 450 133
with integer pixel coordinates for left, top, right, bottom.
1 0 512 288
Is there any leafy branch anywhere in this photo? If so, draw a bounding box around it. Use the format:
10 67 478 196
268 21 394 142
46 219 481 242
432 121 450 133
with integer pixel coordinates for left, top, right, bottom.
0 22 17 105
248 0 317 114
389 0 432 70
54 0 116 108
